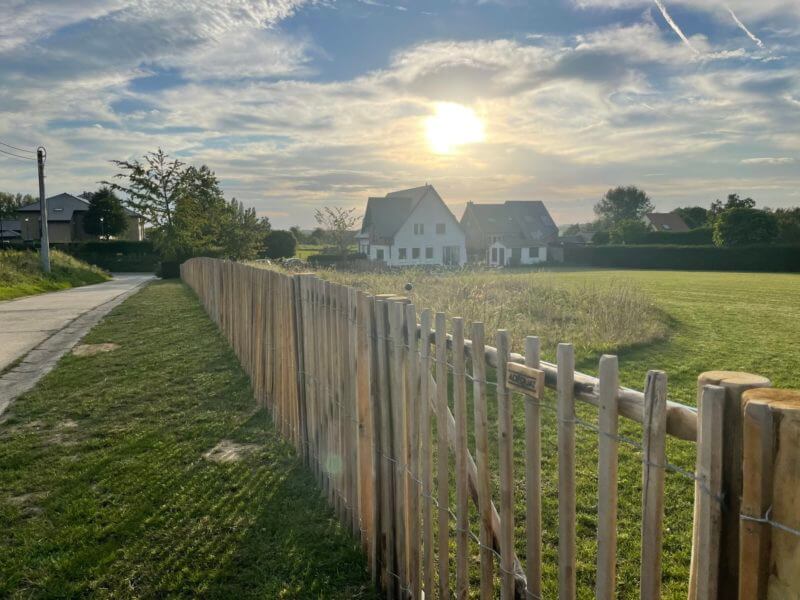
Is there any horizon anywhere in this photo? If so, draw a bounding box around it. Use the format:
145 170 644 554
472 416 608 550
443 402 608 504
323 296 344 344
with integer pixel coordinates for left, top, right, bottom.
1 1 798 228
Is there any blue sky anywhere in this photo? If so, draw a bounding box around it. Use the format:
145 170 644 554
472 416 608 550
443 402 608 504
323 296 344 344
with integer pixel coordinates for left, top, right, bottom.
1 0 798 227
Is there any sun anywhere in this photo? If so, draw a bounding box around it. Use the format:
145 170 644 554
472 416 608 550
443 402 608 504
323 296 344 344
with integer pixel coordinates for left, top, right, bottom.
425 102 485 154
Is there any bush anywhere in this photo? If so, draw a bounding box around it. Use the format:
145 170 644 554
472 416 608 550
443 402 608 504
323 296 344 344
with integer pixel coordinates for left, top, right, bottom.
713 208 778 247
563 244 800 272
308 253 367 267
263 230 297 259
157 260 182 279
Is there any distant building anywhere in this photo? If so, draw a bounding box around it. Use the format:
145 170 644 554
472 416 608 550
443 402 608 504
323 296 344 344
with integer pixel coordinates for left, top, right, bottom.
16 193 145 243
645 212 690 233
460 201 559 266
356 185 466 266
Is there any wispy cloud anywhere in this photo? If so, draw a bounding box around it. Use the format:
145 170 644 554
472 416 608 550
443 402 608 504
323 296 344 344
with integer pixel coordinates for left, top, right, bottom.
741 157 795 165
727 6 765 48
652 0 698 53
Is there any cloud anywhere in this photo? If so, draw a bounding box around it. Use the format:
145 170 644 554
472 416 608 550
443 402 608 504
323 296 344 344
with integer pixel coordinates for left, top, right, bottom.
0 4 799 226
741 157 795 164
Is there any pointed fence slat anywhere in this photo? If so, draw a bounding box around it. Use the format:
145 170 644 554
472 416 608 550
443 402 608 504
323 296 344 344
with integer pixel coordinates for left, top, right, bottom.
435 312 450 598
496 330 515 600
596 354 619 600
524 336 542 600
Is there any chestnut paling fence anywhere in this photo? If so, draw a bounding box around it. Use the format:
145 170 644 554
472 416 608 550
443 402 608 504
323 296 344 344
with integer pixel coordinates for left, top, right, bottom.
181 257 800 600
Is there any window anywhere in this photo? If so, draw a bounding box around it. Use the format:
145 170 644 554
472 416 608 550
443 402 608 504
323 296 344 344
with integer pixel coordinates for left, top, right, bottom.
491 235 502 244
662 224 671 230
436 223 446 234
529 247 537 258
399 248 407 260
414 223 424 235
412 247 420 259
491 247 498 262
425 247 433 259
376 249 384 260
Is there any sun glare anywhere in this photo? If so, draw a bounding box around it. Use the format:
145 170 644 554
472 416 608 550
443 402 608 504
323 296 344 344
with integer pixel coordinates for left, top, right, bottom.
425 102 485 154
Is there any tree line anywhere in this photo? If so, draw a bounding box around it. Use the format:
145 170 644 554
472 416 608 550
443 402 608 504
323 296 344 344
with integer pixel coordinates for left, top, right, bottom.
565 186 800 246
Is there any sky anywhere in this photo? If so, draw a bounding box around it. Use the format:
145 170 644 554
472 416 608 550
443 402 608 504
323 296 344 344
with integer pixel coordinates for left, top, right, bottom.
0 0 798 228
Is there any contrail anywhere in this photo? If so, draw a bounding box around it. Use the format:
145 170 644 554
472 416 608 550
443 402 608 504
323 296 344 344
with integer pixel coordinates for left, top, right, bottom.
653 0 699 53
727 6 765 48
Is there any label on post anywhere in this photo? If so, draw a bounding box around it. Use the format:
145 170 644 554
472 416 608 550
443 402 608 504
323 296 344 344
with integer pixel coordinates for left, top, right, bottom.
506 363 545 399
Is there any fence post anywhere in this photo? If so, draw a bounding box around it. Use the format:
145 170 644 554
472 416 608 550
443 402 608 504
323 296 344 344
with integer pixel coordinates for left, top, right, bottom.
690 384 725 600
690 371 770 599
556 343 576 600
740 388 800 599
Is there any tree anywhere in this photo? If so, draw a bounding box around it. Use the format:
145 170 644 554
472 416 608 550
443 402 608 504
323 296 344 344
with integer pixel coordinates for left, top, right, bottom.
314 206 360 256
83 187 128 239
592 230 610 245
263 229 297 259
594 186 654 228
104 148 186 228
713 207 778 247
308 227 327 245
673 206 709 229
772 208 800 244
219 199 269 260
289 225 305 244
609 219 650 244
709 194 756 223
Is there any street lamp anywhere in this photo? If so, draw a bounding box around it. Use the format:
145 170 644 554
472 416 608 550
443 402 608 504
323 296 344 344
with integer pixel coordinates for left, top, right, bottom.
100 216 105 240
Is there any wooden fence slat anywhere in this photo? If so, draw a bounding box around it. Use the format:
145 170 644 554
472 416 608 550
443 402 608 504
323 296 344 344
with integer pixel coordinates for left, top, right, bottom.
388 301 408 593
596 354 619 600
405 303 421 600
524 336 542 599
435 312 450 598
374 299 395 596
690 384 725 600
472 322 494 599
453 318 469 600
641 370 668 600
496 330 514 600
557 343 576 600
419 310 435 600
356 291 375 570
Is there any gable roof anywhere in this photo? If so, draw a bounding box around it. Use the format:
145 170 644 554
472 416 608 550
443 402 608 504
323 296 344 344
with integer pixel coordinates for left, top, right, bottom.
360 184 460 243
645 212 690 232
18 193 141 221
462 200 558 243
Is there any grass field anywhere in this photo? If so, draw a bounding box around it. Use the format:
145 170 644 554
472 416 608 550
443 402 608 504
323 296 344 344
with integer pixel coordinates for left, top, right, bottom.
0 249 109 301
0 281 374 598
309 267 800 598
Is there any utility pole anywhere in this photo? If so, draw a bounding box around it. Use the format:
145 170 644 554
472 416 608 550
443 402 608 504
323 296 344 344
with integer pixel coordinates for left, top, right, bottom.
37 146 50 272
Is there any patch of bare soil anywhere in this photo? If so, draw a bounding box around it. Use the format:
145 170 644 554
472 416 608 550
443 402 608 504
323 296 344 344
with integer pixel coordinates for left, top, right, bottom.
7 491 48 517
202 439 259 464
71 343 120 357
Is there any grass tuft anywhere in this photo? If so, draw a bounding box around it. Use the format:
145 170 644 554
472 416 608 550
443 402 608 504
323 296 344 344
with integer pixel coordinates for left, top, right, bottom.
0 249 110 301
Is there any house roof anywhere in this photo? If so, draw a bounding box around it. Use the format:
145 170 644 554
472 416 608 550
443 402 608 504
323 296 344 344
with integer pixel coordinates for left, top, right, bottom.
360 184 458 243
645 212 690 232
463 201 558 243
0 220 21 238
18 193 141 221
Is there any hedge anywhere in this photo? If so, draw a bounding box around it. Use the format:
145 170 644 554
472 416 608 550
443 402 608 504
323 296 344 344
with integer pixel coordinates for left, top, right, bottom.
53 241 155 255
55 241 159 272
638 228 714 245
308 253 367 266
563 244 800 272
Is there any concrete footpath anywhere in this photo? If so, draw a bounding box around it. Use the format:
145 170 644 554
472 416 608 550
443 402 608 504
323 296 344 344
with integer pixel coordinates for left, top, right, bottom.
0 274 154 415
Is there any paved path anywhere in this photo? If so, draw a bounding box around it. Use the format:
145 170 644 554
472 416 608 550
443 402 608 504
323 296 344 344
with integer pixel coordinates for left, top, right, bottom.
0 274 154 414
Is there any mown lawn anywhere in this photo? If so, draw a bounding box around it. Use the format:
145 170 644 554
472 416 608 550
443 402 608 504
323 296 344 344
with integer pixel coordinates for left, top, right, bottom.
0 281 375 598
0 249 109 301
310 267 800 599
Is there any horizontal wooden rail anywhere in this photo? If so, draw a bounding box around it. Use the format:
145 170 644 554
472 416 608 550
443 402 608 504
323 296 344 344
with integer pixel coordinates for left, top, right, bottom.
420 326 699 442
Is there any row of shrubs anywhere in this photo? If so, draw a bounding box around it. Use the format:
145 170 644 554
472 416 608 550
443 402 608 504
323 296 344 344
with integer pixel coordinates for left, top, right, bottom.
563 244 800 272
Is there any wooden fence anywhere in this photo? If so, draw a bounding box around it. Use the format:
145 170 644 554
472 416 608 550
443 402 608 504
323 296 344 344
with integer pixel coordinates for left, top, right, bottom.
181 258 800 599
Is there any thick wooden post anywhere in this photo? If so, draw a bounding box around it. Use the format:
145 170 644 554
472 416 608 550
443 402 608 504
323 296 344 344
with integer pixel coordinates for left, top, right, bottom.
690 371 770 599
740 388 800 599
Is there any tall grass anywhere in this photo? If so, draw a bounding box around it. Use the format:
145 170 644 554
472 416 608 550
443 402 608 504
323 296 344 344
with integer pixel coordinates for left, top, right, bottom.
0 249 109 301
313 268 669 357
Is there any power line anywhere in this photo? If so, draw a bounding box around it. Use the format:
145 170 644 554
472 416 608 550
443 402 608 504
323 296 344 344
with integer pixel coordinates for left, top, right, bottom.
0 147 36 161
0 140 36 154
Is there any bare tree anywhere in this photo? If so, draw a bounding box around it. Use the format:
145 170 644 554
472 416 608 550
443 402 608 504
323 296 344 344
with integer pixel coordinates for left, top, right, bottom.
314 206 360 257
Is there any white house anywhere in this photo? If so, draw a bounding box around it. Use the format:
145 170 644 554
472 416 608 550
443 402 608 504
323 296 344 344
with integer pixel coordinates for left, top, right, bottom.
460 201 559 266
356 185 467 267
